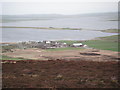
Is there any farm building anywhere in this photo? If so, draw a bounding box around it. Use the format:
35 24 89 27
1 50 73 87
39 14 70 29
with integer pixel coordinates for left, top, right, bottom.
72 43 83 47
72 43 88 47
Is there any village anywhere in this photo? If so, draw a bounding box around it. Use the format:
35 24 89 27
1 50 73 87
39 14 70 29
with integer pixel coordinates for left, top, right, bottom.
1 40 88 51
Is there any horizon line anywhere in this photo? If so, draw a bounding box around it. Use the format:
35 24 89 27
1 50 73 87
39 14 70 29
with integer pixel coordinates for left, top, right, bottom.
0 11 118 16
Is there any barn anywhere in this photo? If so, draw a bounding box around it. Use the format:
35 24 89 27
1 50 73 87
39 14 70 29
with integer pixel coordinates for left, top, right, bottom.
72 43 83 47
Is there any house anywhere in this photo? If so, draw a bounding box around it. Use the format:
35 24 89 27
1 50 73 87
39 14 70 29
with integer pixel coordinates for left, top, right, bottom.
72 43 83 47
46 41 51 44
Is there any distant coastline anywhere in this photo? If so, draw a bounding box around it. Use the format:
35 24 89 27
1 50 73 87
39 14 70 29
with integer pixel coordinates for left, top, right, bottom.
1 26 82 30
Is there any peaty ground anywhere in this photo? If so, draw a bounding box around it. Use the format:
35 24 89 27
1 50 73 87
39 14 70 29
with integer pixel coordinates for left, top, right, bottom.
2 59 120 88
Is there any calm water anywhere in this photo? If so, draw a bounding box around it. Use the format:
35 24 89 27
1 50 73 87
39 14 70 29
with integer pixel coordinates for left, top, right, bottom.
2 13 118 42
3 16 117 30
2 28 117 42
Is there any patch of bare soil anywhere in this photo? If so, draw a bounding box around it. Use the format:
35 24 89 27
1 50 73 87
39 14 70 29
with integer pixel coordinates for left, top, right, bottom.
2 60 120 88
2 48 119 61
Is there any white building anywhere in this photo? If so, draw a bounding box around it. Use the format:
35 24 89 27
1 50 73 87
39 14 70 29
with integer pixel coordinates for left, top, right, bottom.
46 41 51 44
72 43 83 47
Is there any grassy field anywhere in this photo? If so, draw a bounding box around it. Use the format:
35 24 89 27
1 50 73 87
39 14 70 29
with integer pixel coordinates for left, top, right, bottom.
58 35 119 52
83 35 119 51
0 55 26 60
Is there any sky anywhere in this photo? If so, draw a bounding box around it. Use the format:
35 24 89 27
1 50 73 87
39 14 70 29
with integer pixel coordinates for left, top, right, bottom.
0 0 119 15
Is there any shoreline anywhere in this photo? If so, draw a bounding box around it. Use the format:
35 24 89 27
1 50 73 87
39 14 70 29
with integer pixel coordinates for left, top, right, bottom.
0 34 118 44
1 26 119 32
1 26 82 30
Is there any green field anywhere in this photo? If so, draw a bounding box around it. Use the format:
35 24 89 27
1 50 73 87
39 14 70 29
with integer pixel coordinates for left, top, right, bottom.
83 35 119 51
58 35 119 52
0 55 26 60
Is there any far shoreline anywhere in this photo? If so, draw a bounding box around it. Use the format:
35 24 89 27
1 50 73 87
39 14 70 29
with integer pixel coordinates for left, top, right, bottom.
1 26 82 30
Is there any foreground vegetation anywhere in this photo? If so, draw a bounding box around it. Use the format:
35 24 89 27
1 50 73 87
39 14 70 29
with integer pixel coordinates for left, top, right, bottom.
3 60 119 88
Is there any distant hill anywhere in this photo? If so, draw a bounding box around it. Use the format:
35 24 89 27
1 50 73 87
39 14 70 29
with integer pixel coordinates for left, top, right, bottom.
0 12 118 23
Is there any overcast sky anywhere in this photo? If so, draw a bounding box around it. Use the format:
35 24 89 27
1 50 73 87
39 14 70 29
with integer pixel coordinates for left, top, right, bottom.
1 1 118 15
